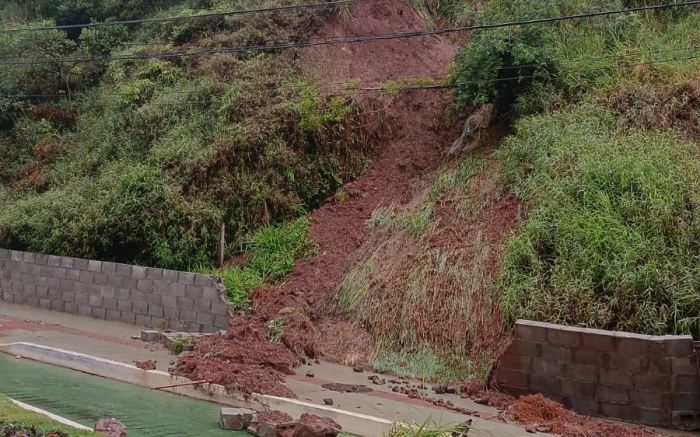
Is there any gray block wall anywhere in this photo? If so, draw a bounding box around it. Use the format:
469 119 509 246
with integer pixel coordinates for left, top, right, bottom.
494 320 700 430
0 249 231 333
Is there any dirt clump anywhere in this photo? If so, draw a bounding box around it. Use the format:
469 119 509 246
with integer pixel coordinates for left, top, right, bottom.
321 382 372 393
133 360 157 370
506 394 661 437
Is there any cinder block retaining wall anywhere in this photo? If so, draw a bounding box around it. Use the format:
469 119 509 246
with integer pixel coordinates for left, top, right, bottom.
494 320 700 430
0 249 231 333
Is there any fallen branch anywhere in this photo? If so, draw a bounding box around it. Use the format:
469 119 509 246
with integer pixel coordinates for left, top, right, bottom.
152 380 210 390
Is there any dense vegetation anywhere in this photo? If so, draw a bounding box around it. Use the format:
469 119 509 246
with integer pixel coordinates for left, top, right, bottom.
0 0 369 273
454 0 700 336
0 395 94 437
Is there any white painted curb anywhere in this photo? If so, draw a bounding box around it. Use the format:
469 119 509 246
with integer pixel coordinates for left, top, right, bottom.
0 342 393 437
9 398 93 431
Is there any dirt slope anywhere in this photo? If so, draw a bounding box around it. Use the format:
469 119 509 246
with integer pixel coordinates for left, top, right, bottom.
173 0 461 395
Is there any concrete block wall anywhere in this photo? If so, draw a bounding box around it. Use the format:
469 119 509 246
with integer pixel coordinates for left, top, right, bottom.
494 320 700 430
0 249 231 333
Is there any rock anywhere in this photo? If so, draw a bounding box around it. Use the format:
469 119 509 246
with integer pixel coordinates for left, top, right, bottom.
445 387 457 394
249 421 295 437
305 371 315 377
352 365 364 373
140 330 161 342
220 407 255 430
525 424 538 433
130 335 140 340
391 386 400 393
94 418 127 437
293 413 341 437
432 384 447 394
536 426 552 433
323 398 334 405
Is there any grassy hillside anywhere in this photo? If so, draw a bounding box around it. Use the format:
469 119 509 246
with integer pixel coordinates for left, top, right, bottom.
0 0 370 272
339 0 700 380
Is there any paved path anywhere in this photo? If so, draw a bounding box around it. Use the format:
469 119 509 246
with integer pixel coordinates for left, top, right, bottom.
0 302 173 370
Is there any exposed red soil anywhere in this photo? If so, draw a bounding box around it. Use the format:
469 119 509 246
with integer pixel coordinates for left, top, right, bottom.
173 0 461 395
506 395 661 437
134 359 157 370
257 410 293 424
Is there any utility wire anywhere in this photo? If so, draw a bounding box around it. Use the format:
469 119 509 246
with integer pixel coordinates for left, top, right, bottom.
1 0 699 66
0 0 352 33
3 49 699 103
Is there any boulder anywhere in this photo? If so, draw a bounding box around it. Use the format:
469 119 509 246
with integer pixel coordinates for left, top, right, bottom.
94 418 127 437
292 414 341 437
220 407 255 430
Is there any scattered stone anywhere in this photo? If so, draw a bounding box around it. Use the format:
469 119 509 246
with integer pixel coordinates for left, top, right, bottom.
525 424 538 433
368 375 386 385
130 335 140 340
305 371 315 377
220 407 255 430
314 359 321 364
536 426 552 433
133 360 157 370
352 365 364 373
323 398 334 406
445 387 457 394
140 330 161 342
293 413 341 437
391 386 400 393
94 418 127 437
432 384 447 394
321 383 371 393
474 398 489 405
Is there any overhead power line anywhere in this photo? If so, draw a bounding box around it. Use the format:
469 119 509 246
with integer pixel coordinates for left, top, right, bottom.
2 0 699 66
0 0 351 33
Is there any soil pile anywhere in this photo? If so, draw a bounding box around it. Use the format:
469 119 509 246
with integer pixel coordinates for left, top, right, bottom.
172 0 460 395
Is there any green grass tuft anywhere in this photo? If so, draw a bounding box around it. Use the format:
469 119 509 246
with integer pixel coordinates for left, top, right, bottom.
0 395 94 437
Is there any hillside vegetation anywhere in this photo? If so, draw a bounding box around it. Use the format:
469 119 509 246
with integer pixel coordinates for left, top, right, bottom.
0 0 369 273
339 0 700 381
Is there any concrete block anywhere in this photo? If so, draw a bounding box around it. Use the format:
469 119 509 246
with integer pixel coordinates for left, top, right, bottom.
185 285 203 299
162 269 179 283
75 293 89 305
634 373 671 392
607 353 645 373
115 263 132 276
179 272 195 285
671 357 697 376
78 305 92 316
146 293 162 305
87 260 102 273
137 279 153 291
561 363 598 382
50 300 64 311
202 287 221 302
600 402 639 422
91 307 106 319
662 336 694 357
135 314 153 327
65 269 80 281
0 249 9 259
196 312 215 327
562 396 599 416
561 378 596 399
88 295 102 307
673 392 700 410
672 410 700 430
509 339 540 357
141 330 161 342
531 358 560 377
132 301 148 315
93 273 108 285
214 315 230 329
530 374 561 396
64 302 77 313
496 368 528 390
73 258 88 270
146 268 163 281
179 309 196 322
9 251 22 262
186 322 203 333
674 375 699 392
548 327 582 347
574 349 606 367
596 385 629 404
116 288 131 300
148 304 164 318
161 295 177 308
196 300 212 313
49 287 62 300
102 297 116 309
132 265 147 279
212 304 230 316
60 257 74 269
220 407 255 430
170 283 186 297
2 291 15 303
120 277 138 289
101 262 116 275
39 298 51 309
617 336 663 357
100 285 116 298
177 296 195 310
599 369 634 389
194 274 212 286
638 408 671 427
78 270 93 283
120 312 136 324
106 310 122 321
130 290 146 302
25 296 39 306
61 291 75 303
117 299 132 312
46 254 60 266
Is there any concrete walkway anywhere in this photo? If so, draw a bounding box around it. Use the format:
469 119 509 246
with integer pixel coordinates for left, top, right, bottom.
0 302 173 370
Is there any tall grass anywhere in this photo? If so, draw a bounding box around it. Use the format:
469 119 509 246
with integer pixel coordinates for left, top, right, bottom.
498 104 700 336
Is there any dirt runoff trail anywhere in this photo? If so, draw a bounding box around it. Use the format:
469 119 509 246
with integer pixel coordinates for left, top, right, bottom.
173 0 460 397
